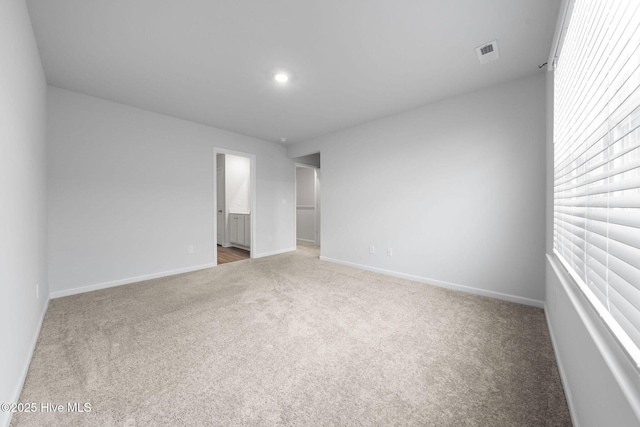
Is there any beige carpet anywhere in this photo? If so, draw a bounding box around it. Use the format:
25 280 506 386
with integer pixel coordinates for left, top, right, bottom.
13 244 571 426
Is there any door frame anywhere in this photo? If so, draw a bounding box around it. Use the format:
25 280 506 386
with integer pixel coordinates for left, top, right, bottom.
294 163 320 246
213 147 256 266
215 161 227 247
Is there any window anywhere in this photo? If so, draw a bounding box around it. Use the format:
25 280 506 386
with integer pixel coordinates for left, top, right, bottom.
553 0 640 366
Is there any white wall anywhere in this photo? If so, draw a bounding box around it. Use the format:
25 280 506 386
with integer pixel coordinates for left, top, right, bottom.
225 154 251 214
543 70 640 426
47 87 295 297
288 73 547 306
0 1 49 426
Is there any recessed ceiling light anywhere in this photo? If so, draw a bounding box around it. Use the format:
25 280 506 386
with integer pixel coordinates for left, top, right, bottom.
280 137 287 143
274 72 289 83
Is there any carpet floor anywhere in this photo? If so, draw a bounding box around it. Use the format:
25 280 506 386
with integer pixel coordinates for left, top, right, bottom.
12 244 571 426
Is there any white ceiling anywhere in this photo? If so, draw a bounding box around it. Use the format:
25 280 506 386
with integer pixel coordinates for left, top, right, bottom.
26 0 560 145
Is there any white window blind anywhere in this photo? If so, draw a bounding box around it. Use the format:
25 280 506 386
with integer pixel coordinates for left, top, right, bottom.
554 0 640 367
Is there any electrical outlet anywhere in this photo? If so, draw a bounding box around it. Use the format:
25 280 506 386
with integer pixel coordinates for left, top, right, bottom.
387 248 393 256
187 245 194 254
369 245 375 254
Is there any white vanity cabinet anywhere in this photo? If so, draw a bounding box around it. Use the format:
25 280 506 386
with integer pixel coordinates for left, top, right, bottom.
229 213 250 248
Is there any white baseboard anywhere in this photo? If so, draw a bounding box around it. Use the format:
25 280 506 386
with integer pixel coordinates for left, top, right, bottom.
230 244 250 251
253 247 296 259
49 263 215 299
319 256 544 308
4 297 50 427
296 238 316 244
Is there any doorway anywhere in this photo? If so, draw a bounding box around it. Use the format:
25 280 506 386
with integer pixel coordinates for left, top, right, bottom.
294 153 321 247
214 150 255 265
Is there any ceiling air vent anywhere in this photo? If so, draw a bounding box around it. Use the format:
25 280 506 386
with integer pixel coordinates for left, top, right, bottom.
480 44 494 55
476 40 500 64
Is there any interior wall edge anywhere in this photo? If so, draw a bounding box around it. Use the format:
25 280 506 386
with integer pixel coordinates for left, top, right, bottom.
544 302 580 427
3 298 49 427
0 1 49 426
